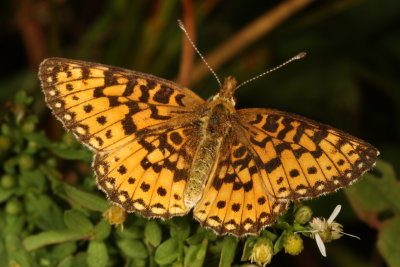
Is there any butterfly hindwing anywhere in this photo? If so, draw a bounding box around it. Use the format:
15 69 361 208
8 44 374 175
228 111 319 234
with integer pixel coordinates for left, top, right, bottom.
193 132 288 236
237 108 379 200
95 122 202 219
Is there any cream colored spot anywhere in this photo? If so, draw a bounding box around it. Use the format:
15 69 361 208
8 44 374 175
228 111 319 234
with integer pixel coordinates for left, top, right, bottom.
47 76 53 82
105 181 114 189
225 224 236 231
64 114 72 120
357 162 364 169
49 90 56 96
273 204 282 213
118 194 127 202
47 67 54 71
75 126 86 135
55 102 62 108
243 223 252 230
98 165 105 175
317 184 325 190
89 139 100 147
133 202 145 210
333 180 340 185
346 172 352 178
277 191 289 198
151 207 166 214
296 189 307 195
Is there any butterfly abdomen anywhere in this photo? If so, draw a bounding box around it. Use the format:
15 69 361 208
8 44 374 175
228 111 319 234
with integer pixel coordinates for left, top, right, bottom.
184 101 234 209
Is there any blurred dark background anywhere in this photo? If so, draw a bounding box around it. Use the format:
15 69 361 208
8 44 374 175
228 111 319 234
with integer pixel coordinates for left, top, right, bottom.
0 0 399 266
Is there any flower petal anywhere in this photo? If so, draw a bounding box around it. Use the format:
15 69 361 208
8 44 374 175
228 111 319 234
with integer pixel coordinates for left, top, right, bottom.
315 234 327 257
327 205 341 224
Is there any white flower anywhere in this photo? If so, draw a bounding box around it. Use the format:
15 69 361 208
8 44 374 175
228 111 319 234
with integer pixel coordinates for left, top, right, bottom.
307 205 360 257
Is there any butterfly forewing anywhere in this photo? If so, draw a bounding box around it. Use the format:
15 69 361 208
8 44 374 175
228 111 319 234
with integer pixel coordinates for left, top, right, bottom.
236 108 379 200
39 58 205 152
39 58 205 218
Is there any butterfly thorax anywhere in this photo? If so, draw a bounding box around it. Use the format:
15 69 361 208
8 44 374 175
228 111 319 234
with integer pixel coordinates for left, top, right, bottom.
183 78 237 209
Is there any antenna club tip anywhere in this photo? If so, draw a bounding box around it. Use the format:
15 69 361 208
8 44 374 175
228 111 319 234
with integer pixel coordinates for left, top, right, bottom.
177 19 184 29
295 52 307 59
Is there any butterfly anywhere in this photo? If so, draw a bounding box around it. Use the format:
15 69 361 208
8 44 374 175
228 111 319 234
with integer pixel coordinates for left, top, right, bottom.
39 56 378 237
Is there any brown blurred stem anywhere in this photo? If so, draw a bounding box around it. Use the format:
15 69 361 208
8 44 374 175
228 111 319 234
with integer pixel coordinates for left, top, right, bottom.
191 0 314 85
15 0 47 68
177 0 196 87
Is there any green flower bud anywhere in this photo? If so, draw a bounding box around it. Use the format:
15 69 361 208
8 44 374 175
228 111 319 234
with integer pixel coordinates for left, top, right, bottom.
294 205 313 224
6 198 23 215
249 237 273 267
283 233 304 256
19 155 35 170
1 174 16 189
0 136 11 151
21 121 36 133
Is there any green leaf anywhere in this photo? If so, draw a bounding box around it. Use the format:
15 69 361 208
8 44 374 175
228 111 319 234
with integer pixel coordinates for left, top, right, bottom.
377 216 400 267
93 219 111 241
184 238 208 267
346 160 400 224
241 236 257 261
169 217 190 241
64 185 109 212
273 230 288 254
23 229 89 251
50 242 77 262
64 210 94 233
117 239 148 259
116 225 143 239
219 235 238 267
346 160 400 267
144 219 162 247
154 238 179 265
5 234 34 267
87 241 109 267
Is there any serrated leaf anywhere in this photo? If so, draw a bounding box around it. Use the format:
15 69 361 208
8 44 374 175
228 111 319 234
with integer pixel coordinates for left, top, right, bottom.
144 220 162 247
64 185 109 212
87 241 108 267
219 235 238 267
155 238 179 265
117 239 147 259
64 210 94 233
23 229 88 251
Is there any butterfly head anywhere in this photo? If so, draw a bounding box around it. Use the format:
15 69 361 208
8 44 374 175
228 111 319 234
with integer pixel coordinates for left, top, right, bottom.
211 76 237 107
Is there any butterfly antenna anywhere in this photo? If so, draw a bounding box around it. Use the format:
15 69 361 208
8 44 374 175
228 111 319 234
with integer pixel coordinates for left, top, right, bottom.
178 20 221 86
236 52 307 90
